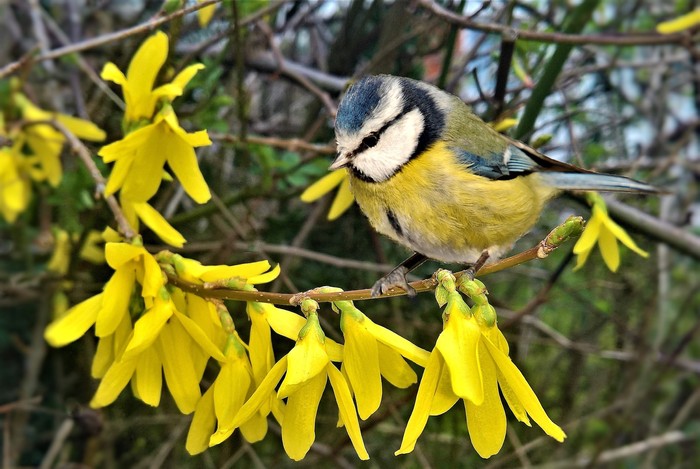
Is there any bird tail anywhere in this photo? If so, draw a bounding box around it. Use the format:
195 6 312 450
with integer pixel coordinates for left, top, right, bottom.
540 172 660 193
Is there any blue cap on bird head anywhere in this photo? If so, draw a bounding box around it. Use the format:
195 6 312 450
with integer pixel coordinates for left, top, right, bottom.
335 76 384 133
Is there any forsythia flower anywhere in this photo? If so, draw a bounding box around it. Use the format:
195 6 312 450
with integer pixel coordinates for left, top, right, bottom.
0 85 104 222
0 145 32 223
98 30 211 247
119 195 186 248
10 92 106 187
573 192 648 272
300 169 354 220
100 106 211 203
657 9 700 34
186 332 269 455
209 308 368 461
397 274 565 458
336 300 429 419
47 229 105 275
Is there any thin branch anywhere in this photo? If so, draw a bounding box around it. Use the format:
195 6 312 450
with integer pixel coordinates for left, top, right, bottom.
166 218 580 305
0 0 222 78
48 120 136 240
210 133 335 154
417 0 696 46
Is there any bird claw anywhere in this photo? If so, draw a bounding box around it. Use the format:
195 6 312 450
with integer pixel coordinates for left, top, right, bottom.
370 266 416 297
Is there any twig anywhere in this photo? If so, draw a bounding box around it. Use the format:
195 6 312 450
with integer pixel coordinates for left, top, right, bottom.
210 132 335 154
166 218 581 305
417 0 696 46
39 418 74 469
47 120 136 240
0 0 222 78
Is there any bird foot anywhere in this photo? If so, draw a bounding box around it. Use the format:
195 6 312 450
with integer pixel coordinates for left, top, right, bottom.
370 266 416 298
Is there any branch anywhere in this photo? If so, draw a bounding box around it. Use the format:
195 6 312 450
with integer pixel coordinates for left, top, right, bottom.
166 216 584 305
48 120 136 240
0 0 223 78
417 0 696 46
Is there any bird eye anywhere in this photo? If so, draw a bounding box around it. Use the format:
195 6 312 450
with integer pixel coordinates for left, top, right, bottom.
362 133 379 149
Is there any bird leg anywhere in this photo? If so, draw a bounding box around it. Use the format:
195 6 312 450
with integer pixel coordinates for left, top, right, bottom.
371 252 427 297
464 250 490 280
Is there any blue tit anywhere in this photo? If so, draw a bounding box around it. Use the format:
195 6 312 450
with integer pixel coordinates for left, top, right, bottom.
330 75 659 296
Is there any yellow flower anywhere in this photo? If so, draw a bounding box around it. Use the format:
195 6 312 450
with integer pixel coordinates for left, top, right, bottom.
44 240 164 346
0 145 32 223
573 193 648 272
210 312 368 461
47 229 105 275
120 194 187 248
337 301 429 419
168 254 281 288
100 31 203 125
657 9 700 34
12 92 105 186
197 0 218 27
90 311 204 413
396 287 565 459
186 332 268 455
100 106 211 204
300 169 354 220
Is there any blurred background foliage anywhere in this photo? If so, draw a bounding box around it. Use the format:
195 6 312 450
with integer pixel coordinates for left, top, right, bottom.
1 0 700 467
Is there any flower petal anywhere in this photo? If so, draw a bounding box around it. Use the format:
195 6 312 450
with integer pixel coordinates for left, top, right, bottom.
598 225 620 272
210 356 287 446
483 337 566 442
573 215 602 255
132 201 186 248
603 216 649 257
328 174 355 220
90 357 137 408
464 342 506 459
327 364 369 459
45 293 102 347
122 298 173 360
156 321 202 414
342 314 382 419
300 169 346 203
282 371 327 461
96 267 135 337
365 318 430 367
173 310 226 362
377 342 418 388
436 310 483 405
133 346 162 406
395 350 442 455
214 360 251 429
186 385 216 454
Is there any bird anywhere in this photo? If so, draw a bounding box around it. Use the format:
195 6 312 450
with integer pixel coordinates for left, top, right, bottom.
330 75 659 297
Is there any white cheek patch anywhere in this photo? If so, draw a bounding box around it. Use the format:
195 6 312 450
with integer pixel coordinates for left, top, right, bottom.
335 79 404 156
352 108 425 182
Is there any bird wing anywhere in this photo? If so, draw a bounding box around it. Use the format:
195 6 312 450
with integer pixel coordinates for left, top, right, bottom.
451 134 595 181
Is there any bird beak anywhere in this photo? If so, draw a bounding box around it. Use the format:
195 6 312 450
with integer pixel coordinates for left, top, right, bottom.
329 152 351 171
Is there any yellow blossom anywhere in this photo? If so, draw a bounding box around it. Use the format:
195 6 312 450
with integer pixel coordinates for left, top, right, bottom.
209 312 368 461
396 278 565 459
197 0 218 27
120 195 187 248
44 240 165 346
0 145 32 223
657 9 700 34
100 106 211 204
186 332 268 454
100 31 203 125
337 300 429 419
573 192 648 272
300 169 354 220
47 229 105 275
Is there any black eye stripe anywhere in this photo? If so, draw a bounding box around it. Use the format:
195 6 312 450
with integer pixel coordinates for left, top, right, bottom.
346 106 414 159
